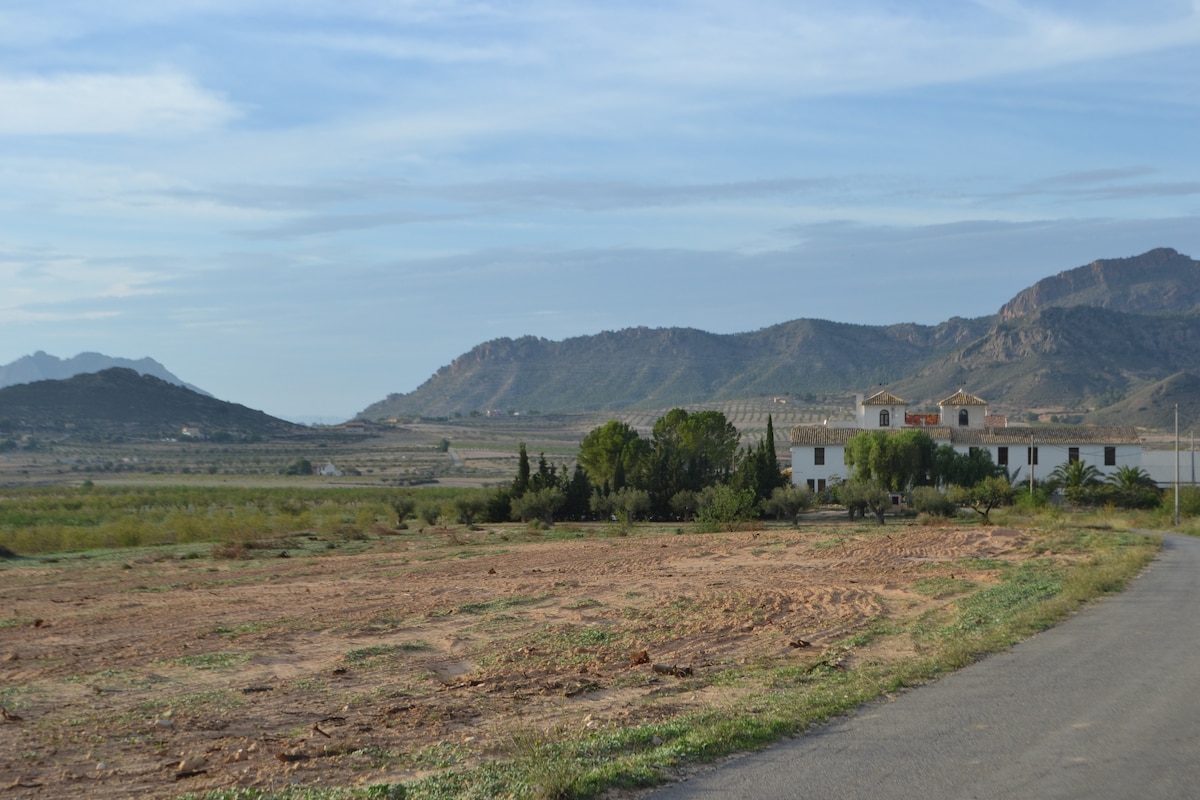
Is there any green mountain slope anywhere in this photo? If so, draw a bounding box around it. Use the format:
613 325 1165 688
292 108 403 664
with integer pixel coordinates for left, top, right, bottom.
0 368 300 439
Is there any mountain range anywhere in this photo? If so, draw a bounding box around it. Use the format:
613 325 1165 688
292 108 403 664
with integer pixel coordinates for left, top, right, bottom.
359 247 1200 428
4 247 1197 435
0 351 207 395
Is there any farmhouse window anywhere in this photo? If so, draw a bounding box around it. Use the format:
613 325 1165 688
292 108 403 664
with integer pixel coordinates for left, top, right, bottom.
1069 447 1080 464
1027 446 1039 466
1104 446 1117 466
880 410 890 427
807 479 816 491
997 447 1009 466
958 409 969 426
817 479 827 491
814 447 825 466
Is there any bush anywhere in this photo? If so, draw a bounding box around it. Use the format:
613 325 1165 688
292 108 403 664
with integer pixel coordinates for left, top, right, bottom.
695 485 758 530
1177 487 1200 518
909 486 957 517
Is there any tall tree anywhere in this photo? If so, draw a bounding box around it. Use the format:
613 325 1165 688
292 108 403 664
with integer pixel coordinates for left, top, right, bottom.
645 409 740 511
578 420 647 491
844 429 934 492
731 427 785 505
512 442 531 497
931 444 1003 488
765 414 778 472
562 464 593 520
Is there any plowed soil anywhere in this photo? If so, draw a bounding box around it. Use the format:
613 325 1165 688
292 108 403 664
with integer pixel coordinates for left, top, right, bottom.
0 521 1031 798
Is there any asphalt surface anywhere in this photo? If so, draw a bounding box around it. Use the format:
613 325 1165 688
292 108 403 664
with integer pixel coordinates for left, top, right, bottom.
645 533 1200 800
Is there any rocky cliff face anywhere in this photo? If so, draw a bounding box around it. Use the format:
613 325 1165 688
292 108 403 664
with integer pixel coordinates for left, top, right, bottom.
997 248 1200 321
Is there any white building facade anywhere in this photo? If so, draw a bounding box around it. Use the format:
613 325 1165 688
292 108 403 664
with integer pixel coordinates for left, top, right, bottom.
791 389 1143 491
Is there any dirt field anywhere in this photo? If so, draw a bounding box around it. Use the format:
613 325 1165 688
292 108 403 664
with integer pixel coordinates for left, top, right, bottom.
0 521 1033 798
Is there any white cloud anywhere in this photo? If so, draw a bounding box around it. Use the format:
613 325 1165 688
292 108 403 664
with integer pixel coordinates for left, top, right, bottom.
289 32 534 65
519 1 1200 98
0 253 165 316
0 70 238 136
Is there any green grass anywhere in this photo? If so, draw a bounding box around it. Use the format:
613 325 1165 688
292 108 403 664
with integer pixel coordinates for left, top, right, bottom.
911 576 978 599
431 594 548 618
0 485 468 556
165 652 253 671
344 641 433 666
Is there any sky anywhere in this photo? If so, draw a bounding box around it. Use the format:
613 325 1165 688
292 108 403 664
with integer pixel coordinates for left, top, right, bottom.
2 1 1199 423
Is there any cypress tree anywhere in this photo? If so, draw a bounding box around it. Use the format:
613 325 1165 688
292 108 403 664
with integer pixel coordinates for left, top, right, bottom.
512 442 531 497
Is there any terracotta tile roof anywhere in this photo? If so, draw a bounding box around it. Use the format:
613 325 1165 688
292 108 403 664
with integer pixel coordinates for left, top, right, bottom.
789 426 954 445
938 390 988 406
789 425 1142 447
862 390 907 406
948 426 1142 446
788 427 866 445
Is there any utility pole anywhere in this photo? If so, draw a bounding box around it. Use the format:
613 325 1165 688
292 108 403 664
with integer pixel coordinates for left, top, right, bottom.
1029 433 1035 496
1175 404 1180 526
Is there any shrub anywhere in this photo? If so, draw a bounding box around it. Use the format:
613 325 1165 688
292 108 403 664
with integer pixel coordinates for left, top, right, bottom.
695 485 758 530
909 486 957 517
1177 487 1200 518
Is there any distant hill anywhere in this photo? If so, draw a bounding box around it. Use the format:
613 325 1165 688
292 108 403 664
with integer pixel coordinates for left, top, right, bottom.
0 368 299 440
357 247 1197 430
359 316 993 418
0 351 208 395
894 305 1200 416
998 247 1200 320
1088 372 1200 431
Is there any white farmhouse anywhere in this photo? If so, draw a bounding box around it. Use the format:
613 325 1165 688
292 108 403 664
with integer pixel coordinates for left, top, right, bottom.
790 389 1143 491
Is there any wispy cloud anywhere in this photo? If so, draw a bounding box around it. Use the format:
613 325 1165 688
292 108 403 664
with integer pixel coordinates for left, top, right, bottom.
998 168 1200 203
0 70 238 136
0 252 165 316
173 176 841 238
516 1 1200 98
287 33 535 66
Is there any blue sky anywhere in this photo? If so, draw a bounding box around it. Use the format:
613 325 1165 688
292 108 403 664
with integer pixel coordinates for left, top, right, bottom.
2 1 1198 422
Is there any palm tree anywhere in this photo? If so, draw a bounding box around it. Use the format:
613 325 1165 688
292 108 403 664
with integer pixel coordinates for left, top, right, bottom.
1048 459 1103 506
1107 465 1161 509
1047 460 1103 490
1108 465 1157 492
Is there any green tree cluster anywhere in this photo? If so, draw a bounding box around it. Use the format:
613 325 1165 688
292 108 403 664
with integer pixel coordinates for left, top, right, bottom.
843 430 1018 523
494 442 593 525
493 411 796 527
575 410 786 523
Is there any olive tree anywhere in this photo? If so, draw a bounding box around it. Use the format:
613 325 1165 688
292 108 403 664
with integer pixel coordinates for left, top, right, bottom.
762 484 815 525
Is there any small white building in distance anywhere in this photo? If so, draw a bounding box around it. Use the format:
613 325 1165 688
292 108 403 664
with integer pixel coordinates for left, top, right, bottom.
790 389 1143 492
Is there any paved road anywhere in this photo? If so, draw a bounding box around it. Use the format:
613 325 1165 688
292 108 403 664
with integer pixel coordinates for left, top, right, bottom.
646 533 1200 800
